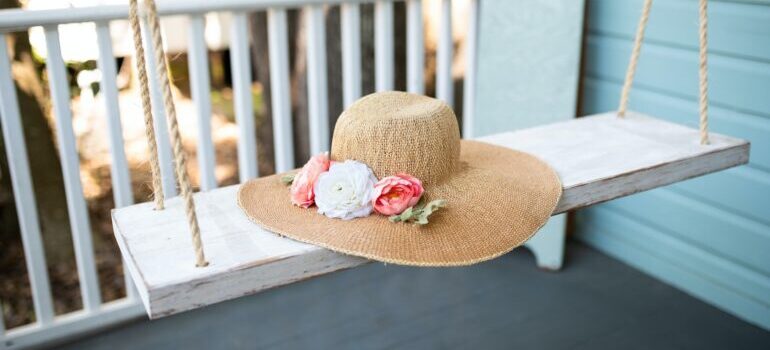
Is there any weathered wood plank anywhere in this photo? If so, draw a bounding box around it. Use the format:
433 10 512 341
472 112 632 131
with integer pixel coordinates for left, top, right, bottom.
113 186 368 318
482 112 750 213
113 111 749 319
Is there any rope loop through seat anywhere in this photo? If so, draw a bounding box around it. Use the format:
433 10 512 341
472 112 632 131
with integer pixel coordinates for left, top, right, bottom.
128 0 208 267
617 0 710 145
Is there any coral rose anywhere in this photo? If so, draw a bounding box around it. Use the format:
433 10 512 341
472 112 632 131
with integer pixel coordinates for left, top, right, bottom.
372 173 424 216
290 152 330 208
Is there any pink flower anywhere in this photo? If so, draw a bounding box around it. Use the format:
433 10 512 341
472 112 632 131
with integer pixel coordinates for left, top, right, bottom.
372 173 424 216
290 153 330 208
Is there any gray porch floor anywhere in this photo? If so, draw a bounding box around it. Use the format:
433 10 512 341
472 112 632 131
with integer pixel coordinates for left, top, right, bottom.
58 240 770 350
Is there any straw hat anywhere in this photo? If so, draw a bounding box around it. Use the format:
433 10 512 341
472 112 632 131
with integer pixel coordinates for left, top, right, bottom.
238 91 562 266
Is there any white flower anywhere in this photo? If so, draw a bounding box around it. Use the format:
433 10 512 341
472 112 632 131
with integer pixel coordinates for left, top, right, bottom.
314 160 377 220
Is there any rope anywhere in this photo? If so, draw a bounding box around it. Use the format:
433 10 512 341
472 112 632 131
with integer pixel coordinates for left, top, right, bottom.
617 0 652 118
143 0 209 267
617 0 710 145
128 0 164 210
698 0 710 145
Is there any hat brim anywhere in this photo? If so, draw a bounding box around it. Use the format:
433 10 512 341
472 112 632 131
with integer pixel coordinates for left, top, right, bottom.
237 140 562 266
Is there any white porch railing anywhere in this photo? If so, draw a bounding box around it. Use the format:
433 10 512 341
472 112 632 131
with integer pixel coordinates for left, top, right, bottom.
0 0 479 348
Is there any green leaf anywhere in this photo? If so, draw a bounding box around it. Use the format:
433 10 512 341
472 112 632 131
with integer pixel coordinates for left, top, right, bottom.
414 196 427 209
422 199 447 216
280 173 296 185
388 199 447 226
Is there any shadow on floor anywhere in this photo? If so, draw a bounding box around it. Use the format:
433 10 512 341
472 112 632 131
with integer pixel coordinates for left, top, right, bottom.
58 240 770 350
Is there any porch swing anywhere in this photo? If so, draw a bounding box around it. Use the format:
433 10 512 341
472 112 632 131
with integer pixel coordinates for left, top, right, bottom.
112 0 749 319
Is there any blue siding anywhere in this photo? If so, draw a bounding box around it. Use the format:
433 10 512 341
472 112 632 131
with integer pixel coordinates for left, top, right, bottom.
577 0 770 330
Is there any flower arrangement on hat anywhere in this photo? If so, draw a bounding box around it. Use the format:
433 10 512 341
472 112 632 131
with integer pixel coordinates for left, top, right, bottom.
282 153 446 224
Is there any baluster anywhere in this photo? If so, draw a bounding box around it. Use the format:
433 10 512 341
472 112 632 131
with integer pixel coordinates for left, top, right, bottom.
375 0 394 91
436 0 453 106
43 26 102 311
96 22 133 207
188 14 217 189
341 3 361 107
462 0 478 138
268 8 295 172
140 16 177 197
230 12 258 180
0 303 4 336
95 21 138 299
406 0 424 94
305 5 330 155
0 33 55 325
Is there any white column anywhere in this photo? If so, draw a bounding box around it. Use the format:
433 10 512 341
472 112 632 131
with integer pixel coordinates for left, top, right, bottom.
44 26 102 311
95 21 138 299
188 14 217 189
341 3 362 107
436 0 453 107
305 5 330 155
406 0 425 94
375 0 394 91
140 17 177 197
268 8 295 172
461 0 478 138
230 12 259 181
0 33 55 324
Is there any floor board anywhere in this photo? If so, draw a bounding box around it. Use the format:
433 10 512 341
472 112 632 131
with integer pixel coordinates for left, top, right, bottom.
58 240 770 350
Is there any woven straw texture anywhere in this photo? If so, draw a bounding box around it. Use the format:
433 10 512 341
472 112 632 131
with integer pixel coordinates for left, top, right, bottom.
331 92 460 185
238 92 562 266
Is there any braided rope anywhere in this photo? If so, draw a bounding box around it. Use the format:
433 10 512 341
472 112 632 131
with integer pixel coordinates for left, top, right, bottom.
617 0 652 118
128 0 164 210
698 0 710 145
618 0 710 145
143 0 208 267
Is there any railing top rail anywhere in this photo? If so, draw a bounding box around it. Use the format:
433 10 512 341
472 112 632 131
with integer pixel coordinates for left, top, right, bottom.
0 0 376 32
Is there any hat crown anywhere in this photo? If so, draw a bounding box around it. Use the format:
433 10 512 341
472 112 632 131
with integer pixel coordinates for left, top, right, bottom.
330 91 461 185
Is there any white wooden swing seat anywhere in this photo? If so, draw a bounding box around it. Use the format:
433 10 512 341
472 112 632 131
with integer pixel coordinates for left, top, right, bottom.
112 0 748 320
112 111 749 318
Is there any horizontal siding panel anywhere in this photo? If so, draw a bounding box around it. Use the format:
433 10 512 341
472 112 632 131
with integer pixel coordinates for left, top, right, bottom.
581 78 770 172
583 35 770 117
670 166 770 227
575 209 770 330
600 189 770 275
576 206 770 308
587 0 770 62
